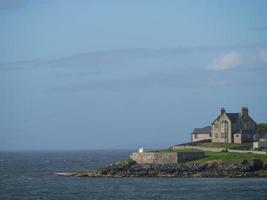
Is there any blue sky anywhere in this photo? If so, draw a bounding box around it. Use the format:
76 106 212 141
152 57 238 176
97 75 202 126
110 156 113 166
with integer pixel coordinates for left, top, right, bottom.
0 0 267 150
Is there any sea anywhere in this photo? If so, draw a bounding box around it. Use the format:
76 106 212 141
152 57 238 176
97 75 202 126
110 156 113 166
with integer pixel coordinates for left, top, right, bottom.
1 150 267 200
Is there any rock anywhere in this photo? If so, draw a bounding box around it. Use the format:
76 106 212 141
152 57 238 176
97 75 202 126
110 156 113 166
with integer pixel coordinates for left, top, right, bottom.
241 160 249 165
262 163 267 170
248 159 263 171
57 159 267 178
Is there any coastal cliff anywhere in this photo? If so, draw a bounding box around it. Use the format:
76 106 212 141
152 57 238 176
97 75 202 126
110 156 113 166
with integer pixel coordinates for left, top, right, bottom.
62 159 267 178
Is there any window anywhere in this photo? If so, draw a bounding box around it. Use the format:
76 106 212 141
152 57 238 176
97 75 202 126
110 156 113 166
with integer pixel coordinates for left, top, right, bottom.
215 133 219 139
194 134 198 139
220 132 225 138
220 121 228 132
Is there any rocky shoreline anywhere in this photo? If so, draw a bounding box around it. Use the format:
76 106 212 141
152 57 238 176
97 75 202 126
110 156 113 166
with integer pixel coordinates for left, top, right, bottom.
59 159 267 178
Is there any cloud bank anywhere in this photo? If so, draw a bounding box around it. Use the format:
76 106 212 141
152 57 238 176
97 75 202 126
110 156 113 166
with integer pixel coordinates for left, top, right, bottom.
209 51 240 70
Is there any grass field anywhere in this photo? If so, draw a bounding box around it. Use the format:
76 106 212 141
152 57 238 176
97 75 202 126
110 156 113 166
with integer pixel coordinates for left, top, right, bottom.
196 152 267 163
199 142 252 149
158 148 203 153
158 146 267 163
198 152 267 162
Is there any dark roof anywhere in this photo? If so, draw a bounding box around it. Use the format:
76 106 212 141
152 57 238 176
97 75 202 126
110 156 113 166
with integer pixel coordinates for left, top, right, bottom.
191 126 211 134
225 113 239 123
212 113 240 124
233 129 256 135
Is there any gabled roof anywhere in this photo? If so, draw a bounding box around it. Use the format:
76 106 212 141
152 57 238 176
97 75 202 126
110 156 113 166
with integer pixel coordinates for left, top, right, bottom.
191 126 211 134
225 113 239 123
212 113 240 124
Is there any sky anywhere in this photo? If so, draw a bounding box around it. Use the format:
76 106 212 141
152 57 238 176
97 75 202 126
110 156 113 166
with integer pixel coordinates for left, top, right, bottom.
0 0 267 150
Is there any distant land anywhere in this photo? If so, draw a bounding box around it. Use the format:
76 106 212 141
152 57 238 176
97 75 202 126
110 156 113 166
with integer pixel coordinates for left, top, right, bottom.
58 108 267 178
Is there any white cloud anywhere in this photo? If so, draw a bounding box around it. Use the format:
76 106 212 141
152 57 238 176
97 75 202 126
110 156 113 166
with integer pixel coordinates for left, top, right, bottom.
208 51 240 70
260 50 267 62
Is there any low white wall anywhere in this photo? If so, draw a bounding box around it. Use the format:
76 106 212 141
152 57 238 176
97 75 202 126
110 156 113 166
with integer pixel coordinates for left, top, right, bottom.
227 149 266 155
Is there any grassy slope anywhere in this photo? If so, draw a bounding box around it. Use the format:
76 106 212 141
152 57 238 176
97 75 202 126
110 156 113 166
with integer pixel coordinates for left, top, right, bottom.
199 142 252 149
158 146 267 163
197 142 266 162
159 148 203 153
197 152 267 163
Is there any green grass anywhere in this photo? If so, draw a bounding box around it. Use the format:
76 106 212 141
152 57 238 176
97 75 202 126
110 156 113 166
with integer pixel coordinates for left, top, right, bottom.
157 147 203 153
196 152 267 163
156 145 267 164
200 142 252 149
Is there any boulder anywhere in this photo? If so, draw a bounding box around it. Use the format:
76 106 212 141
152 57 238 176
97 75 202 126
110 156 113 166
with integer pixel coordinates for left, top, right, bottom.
248 159 263 171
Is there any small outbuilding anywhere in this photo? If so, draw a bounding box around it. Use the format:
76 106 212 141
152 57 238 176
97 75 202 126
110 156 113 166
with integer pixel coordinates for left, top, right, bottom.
191 126 211 142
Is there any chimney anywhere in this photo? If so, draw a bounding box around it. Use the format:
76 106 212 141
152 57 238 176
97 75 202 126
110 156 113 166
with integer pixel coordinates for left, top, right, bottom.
220 107 225 115
241 107 248 117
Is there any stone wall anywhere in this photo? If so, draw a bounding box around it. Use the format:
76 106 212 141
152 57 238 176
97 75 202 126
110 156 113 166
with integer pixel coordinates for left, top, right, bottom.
130 152 205 164
130 152 177 164
177 152 205 163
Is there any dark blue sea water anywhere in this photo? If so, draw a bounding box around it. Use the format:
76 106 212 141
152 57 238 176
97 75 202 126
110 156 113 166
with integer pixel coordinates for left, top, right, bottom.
1 150 267 200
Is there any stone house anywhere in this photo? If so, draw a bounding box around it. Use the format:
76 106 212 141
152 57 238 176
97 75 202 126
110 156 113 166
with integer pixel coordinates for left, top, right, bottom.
191 126 211 142
211 107 257 144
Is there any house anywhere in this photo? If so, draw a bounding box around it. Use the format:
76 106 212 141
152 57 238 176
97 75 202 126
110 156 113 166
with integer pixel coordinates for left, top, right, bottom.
191 126 211 142
211 107 257 144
